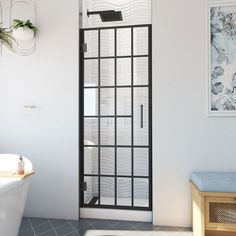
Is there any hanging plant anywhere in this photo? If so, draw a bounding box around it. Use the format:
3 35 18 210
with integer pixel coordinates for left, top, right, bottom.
0 24 15 49
12 19 38 41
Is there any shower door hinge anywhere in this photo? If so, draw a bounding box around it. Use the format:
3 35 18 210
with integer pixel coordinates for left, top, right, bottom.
81 43 87 53
81 182 87 191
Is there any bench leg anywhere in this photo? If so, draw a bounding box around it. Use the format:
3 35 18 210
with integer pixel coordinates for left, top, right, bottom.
192 185 205 236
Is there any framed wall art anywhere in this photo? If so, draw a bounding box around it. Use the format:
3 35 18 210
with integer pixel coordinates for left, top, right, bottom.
208 1 236 116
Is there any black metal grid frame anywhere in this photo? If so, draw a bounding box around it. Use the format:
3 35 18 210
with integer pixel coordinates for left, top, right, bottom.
80 24 152 211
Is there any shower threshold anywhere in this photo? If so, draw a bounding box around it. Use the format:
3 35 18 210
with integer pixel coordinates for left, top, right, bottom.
80 207 152 222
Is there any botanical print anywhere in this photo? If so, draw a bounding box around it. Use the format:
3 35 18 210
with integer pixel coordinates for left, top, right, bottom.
210 5 236 112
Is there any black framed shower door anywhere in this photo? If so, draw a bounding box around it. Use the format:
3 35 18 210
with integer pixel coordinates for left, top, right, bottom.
80 24 152 211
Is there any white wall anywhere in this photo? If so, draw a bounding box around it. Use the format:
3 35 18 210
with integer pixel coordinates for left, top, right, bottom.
153 0 236 227
0 0 79 220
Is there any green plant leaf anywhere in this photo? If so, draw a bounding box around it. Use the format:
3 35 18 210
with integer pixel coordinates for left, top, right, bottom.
11 19 38 33
0 28 16 49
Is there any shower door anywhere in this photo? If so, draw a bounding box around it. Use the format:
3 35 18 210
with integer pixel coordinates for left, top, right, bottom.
80 25 152 211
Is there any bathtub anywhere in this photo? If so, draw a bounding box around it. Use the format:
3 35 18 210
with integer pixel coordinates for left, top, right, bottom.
0 154 33 236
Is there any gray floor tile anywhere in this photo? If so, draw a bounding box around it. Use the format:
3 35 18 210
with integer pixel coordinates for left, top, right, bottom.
54 223 74 236
113 221 134 230
19 220 32 232
30 218 49 227
39 230 57 236
34 222 52 235
124 221 144 228
18 227 35 236
86 219 100 225
77 218 91 229
134 222 154 231
18 217 194 236
86 219 142 228
68 220 79 230
49 219 68 229
90 220 115 230
105 220 122 226
65 232 80 236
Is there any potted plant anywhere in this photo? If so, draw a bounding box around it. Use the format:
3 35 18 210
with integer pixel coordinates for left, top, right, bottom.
0 25 15 49
11 19 38 41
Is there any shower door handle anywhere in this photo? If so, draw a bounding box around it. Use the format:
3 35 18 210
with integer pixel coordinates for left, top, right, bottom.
140 104 144 128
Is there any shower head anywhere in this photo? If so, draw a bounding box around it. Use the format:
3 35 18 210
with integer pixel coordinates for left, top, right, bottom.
87 10 123 22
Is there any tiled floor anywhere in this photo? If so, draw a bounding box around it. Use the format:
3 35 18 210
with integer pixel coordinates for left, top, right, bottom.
19 217 193 236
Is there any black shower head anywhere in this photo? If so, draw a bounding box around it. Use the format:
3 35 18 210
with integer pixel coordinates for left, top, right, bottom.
100 11 123 22
87 10 123 22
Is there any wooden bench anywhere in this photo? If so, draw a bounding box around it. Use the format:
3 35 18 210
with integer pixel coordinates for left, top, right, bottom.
191 172 236 236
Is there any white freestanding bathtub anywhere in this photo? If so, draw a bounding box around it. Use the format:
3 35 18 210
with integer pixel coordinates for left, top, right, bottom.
0 154 33 236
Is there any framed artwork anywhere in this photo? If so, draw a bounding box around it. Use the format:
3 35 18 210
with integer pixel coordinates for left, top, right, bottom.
208 1 236 116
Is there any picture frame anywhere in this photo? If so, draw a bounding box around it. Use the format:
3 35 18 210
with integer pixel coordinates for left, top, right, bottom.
207 1 236 116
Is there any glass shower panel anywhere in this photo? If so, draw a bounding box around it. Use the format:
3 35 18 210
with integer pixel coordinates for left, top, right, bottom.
81 25 151 210
84 30 98 58
84 118 98 146
84 60 98 87
84 147 98 175
100 118 115 145
117 178 132 206
134 88 149 146
84 176 98 204
100 177 115 205
117 118 131 146
100 88 115 116
117 88 131 116
101 29 114 57
100 148 115 175
84 88 98 116
117 28 131 56
134 57 149 85
117 58 131 86
117 148 132 176
134 148 149 176
134 178 149 207
101 59 114 86
133 27 149 55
